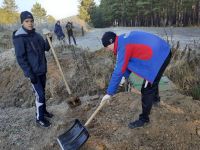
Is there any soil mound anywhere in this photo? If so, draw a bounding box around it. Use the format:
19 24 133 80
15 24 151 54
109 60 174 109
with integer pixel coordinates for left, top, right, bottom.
0 46 114 108
0 46 200 150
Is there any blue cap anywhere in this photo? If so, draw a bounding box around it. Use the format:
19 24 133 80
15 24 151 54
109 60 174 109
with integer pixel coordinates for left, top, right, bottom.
101 31 116 47
20 11 34 23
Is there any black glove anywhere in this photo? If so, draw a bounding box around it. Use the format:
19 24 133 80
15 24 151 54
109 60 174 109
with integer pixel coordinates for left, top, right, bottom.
30 74 37 84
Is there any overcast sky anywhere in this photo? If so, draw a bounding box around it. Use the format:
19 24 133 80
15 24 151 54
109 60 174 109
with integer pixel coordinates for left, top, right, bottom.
0 0 100 19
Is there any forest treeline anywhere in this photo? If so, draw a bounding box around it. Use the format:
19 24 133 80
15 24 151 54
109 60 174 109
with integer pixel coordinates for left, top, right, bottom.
79 0 200 27
1 0 200 27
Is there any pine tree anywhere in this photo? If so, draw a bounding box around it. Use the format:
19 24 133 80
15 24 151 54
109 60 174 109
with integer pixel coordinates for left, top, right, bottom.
46 15 56 23
2 0 17 12
31 2 47 24
89 0 200 27
0 0 18 24
79 0 95 22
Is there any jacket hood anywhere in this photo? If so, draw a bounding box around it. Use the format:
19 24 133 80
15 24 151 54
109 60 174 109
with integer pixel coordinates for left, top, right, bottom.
55 23 60 27
13 27 35 39
12 27 28 39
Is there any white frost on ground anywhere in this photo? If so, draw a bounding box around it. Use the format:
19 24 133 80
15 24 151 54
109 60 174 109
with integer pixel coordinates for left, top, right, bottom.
76 27 200 51
0 48 16 68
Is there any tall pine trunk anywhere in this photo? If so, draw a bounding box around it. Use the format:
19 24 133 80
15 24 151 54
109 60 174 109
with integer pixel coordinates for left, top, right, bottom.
198 1 200 25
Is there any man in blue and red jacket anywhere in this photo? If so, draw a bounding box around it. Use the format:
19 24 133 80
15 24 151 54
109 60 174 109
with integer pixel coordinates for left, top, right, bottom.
101 31 171 129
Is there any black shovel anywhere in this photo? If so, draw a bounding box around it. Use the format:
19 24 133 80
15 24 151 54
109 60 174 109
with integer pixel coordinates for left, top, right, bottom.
57 99 107 150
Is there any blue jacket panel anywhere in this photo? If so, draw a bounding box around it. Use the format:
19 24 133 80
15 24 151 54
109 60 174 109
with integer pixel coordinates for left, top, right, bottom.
107 31 171 95
12 27 50 78
54 24 65 38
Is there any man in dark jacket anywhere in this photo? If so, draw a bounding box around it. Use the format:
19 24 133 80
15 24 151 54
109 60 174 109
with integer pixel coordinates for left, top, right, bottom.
66 21 77 45
12 11 53 127
54 20 65 41
100 31 171 129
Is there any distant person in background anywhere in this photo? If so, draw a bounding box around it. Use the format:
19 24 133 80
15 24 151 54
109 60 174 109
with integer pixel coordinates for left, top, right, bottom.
12 11 53 128
66 21 77 45
54 20 65 41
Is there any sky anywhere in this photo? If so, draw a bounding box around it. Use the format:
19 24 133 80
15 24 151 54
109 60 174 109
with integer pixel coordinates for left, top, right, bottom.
0 0 100 19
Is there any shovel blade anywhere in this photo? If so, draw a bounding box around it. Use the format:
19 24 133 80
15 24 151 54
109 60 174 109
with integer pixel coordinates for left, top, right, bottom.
57 119 89 150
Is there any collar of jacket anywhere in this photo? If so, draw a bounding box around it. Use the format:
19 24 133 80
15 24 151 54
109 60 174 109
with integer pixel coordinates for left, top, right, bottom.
22 26 35 34
13 26 34 39
113 36 118 55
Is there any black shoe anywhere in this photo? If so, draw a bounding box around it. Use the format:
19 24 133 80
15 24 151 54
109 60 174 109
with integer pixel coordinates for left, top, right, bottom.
44 111 54 118
128 119 149 129
36 118 51 127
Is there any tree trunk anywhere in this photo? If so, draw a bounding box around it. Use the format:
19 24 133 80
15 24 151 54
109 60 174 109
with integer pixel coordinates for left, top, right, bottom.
130 19 133 26
198 1 200 25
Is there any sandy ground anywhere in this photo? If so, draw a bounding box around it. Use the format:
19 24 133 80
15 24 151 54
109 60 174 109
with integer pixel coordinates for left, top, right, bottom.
0 81 200 150
0 46 200 150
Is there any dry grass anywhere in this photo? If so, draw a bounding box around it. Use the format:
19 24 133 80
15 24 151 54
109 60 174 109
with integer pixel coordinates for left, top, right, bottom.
0 27 13 51
166 41 200 100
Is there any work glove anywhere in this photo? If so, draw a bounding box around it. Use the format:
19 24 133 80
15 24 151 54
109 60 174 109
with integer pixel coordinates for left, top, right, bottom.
29 74 37 84
119 76 126 87
100 94 111 105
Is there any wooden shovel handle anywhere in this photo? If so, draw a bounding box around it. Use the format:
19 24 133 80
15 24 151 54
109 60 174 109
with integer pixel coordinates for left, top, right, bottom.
84 86 140 127
46 35 72 95
84 99 107 127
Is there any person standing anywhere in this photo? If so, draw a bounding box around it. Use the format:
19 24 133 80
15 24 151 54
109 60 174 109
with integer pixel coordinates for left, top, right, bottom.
66 21 77 45
54 20 65 41
12 11 53 127
100 31 171 129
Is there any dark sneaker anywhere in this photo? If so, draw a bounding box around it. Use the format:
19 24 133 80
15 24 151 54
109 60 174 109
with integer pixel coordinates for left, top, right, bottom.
44 111 54 118
128 119 149 129
36 118 51 127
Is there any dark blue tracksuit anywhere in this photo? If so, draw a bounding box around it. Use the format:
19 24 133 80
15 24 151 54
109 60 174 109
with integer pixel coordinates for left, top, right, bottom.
12 26 50 121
